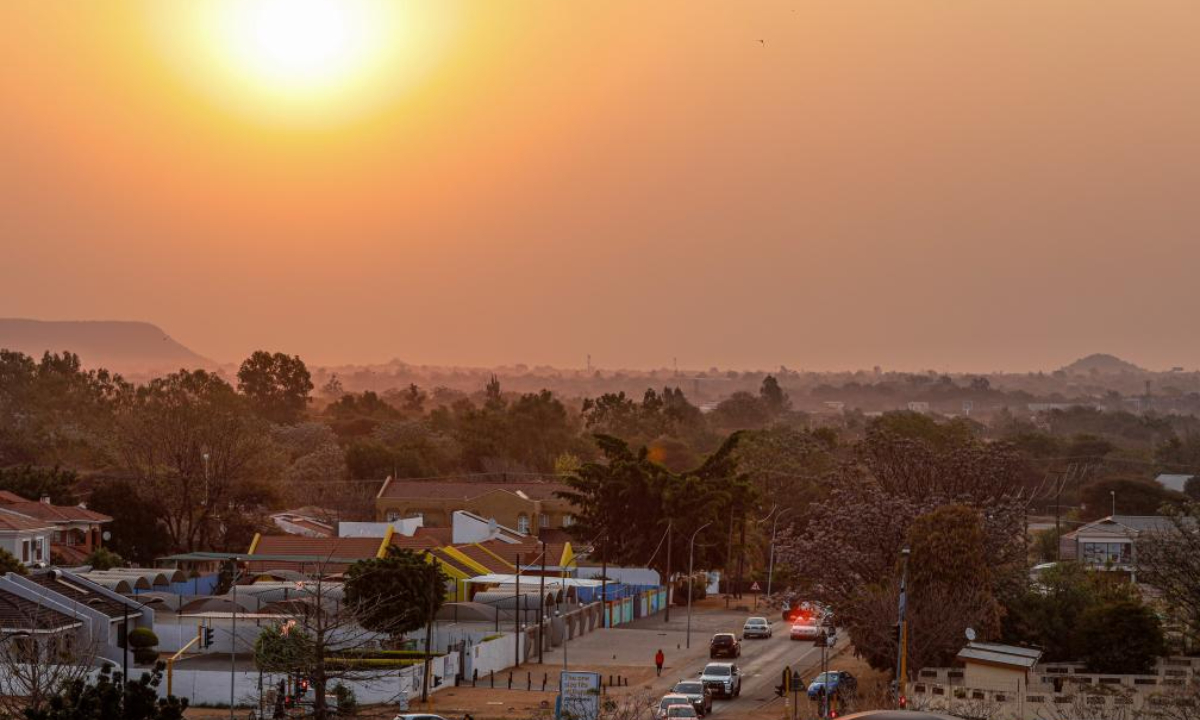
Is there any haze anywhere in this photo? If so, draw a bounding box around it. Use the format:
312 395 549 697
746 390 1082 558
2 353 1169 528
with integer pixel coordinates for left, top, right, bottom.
2 1 1198 372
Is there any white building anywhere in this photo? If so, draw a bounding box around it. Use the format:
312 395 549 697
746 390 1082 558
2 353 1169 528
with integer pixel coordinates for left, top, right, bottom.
0 512 52 567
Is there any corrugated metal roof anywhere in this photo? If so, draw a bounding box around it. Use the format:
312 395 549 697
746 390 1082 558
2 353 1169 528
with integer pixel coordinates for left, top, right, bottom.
956 642 1042 669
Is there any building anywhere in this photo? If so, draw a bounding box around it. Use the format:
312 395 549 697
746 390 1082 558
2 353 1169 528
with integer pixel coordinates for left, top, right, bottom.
1155 474 1194 494
0 512 53 567
955 641 1043 690
0 491 111 565
374 476 576 534
1058 515 1176 581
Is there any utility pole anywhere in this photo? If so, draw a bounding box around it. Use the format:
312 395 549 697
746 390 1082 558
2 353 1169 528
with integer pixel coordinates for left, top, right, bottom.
421 574 435 702
724 506 735 606
766 508 791 600
664 521 673 622
895 547 910 708
514 552 522 668
600 554 608 629
736 509 747 599
686 522 712 648
229 558 240 720
538 540 546 664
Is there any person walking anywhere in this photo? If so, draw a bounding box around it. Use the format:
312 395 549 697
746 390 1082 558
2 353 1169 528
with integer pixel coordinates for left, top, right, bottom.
655 649 665 677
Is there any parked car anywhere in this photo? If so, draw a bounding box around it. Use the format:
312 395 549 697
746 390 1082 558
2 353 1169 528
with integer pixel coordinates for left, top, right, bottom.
666 705 699 719
656 695 694 720
393 716 449 720
709 632 741 658
742 617 772 639
671 680 714 716
807 671 858 699
699 662 742 699
790 622 822 641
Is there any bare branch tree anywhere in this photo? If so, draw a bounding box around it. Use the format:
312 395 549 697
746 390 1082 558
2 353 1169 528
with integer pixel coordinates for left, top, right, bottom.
0 601 102 718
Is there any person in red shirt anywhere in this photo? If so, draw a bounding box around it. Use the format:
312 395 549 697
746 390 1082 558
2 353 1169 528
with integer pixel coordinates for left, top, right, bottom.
655 649 665 677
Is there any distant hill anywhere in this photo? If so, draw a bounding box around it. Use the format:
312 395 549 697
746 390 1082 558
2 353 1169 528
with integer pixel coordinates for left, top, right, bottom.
0 319 213 375
1060 353 1146 375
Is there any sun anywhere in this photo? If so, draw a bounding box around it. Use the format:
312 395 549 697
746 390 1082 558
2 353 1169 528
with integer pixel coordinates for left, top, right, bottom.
217 0 381 95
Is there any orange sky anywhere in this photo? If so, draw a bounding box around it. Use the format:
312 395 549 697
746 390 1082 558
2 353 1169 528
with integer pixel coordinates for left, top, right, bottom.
2 1 1199 372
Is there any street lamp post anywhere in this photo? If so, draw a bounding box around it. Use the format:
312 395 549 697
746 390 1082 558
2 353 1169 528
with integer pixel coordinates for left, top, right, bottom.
895 547 910 708
686 522 712 649
765 508 792 600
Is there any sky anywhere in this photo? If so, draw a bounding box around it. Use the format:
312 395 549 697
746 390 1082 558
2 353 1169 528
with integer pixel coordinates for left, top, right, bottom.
2 1 1199 373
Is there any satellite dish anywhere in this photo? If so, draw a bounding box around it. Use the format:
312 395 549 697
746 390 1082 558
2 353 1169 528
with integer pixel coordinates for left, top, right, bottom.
965 627 977 642
102 531 111 542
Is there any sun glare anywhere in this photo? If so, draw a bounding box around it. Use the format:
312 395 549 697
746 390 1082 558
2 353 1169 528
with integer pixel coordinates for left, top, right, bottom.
219 0 378 94
153 0 454 126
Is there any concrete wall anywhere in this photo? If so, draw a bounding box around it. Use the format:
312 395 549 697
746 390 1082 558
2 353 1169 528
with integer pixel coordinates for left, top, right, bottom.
163 652 459 709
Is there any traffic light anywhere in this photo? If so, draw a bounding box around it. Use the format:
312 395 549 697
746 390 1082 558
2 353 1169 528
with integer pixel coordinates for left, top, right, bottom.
892 622 901 644
899 695 907 709
298 678 310 695
199 625 214 648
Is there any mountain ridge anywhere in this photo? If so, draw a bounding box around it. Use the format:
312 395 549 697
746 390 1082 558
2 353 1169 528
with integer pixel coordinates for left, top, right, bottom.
0 318 212 375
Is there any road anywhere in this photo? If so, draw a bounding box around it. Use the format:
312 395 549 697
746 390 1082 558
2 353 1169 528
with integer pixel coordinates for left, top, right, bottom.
689 618 843 717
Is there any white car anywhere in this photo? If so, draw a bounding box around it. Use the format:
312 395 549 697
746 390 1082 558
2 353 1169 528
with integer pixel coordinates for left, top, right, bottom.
393 715 448 720
656 694 695 720
742 616 772 639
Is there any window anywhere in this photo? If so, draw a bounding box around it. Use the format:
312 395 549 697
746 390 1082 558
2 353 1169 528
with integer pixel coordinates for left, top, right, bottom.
517 514 530 534
1082 542 1131 566
539 513 549 529
385 510 401 522
35 538 43 562
21 540 30 563
563 515 574 527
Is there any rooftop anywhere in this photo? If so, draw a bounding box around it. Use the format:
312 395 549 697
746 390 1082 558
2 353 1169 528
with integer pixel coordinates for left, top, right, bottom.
0 588 84 632
377 476 569 502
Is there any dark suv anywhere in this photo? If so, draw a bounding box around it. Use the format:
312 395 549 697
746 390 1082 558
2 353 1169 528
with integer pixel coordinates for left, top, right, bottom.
708 633 741 659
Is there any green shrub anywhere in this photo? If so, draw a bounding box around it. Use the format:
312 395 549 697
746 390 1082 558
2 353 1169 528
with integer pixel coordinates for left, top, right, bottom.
84 547 124 571
128 627 159 649
133 647 159 665
333 683 358 717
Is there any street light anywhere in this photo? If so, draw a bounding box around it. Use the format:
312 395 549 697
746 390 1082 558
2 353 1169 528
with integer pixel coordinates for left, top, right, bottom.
685 521 712 649
895 547 910 709
765 508 793 600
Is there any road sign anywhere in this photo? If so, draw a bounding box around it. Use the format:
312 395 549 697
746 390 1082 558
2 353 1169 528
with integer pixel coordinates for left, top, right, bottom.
558 671 601 720
750 582 761 592
782 665 792 693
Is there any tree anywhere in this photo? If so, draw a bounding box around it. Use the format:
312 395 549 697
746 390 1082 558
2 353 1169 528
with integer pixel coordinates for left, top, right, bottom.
237 351 314 424
1002 562 1137 662
343 547 447 637
1138 503 1200 640
0 547 27 576
86 480 173 565
1077 599 1164 673
0 351 124 467
1079 478 1181 520
0 610 100 718
84 546 124 571
710 392 771 431
759 375 791 416
0 465 76 505
23 664 187 720
252 577 398 720
111 370 281 552
1186 477 1200 501
559 433 753 580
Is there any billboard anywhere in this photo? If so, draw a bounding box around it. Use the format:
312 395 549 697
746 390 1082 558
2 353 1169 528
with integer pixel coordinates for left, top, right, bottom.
558 670 602 720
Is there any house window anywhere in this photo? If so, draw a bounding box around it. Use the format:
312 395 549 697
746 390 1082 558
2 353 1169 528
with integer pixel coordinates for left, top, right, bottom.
563 515 574 527
539 513 549 529
35 538 43 562
1082 542 1131 566
386 510 401 522
517 514 530 534
21 540 30 563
